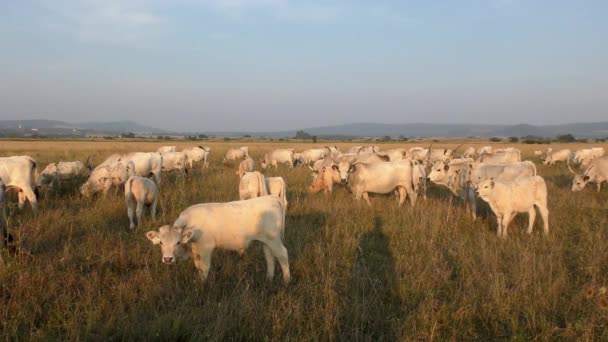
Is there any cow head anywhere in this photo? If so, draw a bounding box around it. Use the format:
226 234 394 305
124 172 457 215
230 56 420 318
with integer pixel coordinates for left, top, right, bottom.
331 154 358 183
146 226 195 264
308 166 338 193
476 178 495 200
427 161 450 184
260 154 269 169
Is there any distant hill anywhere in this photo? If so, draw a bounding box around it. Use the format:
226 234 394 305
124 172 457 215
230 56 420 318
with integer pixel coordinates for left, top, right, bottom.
0 119 168 137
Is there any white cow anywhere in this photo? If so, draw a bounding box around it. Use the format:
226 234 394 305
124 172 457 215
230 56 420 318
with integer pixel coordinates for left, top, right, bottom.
125 176 158 229
161 151 189 176
476 176 549 239
157 146 176 154
261 149 295 169
542 149 571 165
468 161 537 187
265 177 287 208
239 172 288 208
146 196 290 283
236 157 255 178
569 156 608 192
477 146 492 155
183 146 211 168
0 156 39 213
427 161 477 219
377 148 407 161
477 151 521 164
36 161 90 189
332 157 417 207
462 147 476 158
98 152 162 185
300 148 327 164
81 160 135 197
573 147 605 168
224 147 248 163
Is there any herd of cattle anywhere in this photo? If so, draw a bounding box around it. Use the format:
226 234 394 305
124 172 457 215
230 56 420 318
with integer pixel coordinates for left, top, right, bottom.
0 143 606 282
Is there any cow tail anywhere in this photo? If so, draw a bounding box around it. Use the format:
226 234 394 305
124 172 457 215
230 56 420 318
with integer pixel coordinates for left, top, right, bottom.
258 173 268 196
530 161 537 176
125 176 134 203
30 159 40 199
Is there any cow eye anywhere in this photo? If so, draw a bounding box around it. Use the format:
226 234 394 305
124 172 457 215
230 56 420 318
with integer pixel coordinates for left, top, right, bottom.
159 241 163 246
176 241 181 245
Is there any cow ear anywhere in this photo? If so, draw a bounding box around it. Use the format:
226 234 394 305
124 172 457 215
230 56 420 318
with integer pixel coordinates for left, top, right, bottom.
444 164 449 171
181 229 195 244
146 231 161 245
349 164 357 173
584 176 590 182
490 180 495 187
331 165 339 171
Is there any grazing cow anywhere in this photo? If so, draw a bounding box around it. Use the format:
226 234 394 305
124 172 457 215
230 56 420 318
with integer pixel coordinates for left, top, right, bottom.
146 196 290 283
477 150 521 164
81 160 135 197
476 176 549 239
236 156 255 178
0 156 39 213
125 176 158 229
261 149 296 169
542 149 571 165
377 148 407 161
573 147 605 168
300 149 327 164
36 160 90 189
239 172 287 207
161 151 189 176
309 158 334 173
183 146 211 168
569 156 608 192
477 146 492 155
99 152 162 186
309 166 340 194
332 156 417 207
224 147 249 163
467 161 537 187
462 147 476 158
157 146 176 154
427 161 477 219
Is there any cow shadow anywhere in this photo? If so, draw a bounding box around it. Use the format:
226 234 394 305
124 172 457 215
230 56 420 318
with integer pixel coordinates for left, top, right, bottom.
545 174 573 189
336 216 403 340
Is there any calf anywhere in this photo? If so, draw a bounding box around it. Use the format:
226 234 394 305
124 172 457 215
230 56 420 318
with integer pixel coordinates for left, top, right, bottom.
0 156 39 213
81 160 135 197
125 176 158 229
37 161 90 189
261 149 295 169
236 157 255 178
239 171 268 201
146 196 289 283
476 176 549 239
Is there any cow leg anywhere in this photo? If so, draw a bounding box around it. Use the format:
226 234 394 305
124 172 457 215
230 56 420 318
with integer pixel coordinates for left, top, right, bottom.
394 189 400 203
154 172 162 187
362 192 372 206
597 182 602 192
192 244 213 281
501 212 514 239
468 190 477 220
136 201 144 229
127 201 136 229
267 240 290 284
537 205 550 236
262 244 276 281
17 191 26 210
150 195 158 218
495 215 503 238
527 208 536 234
22 188 37 214
406 186 417 207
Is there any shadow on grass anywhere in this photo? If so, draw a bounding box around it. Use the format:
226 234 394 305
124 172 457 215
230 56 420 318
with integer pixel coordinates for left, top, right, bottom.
336 216 403 340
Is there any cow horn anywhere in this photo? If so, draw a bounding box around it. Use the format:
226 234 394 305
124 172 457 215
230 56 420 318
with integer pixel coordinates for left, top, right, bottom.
425 143 433 164
452 143 464 155
567 158 577 175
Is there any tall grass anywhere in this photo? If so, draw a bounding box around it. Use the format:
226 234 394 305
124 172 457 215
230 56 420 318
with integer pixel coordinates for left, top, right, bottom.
0 140 607 340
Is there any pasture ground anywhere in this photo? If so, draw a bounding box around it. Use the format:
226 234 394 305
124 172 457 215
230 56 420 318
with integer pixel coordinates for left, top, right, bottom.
1 140 607 340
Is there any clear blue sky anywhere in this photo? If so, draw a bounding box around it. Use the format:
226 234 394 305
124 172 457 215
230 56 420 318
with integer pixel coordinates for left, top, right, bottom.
1 0 606 131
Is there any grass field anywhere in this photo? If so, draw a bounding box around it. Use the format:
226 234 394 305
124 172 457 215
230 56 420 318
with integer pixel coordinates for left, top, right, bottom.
1 140 607 340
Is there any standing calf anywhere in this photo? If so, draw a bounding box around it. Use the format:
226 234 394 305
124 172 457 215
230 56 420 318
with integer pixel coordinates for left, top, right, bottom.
476 176 549 239
125 176 158 229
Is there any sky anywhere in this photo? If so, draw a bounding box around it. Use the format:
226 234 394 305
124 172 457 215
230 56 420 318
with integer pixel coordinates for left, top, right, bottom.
1 0 607 132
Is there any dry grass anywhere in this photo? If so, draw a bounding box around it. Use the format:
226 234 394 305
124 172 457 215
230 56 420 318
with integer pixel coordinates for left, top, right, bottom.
1 139 607 340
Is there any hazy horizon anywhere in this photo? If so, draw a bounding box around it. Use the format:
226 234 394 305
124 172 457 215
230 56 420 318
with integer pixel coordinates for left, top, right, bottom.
1 1 606 131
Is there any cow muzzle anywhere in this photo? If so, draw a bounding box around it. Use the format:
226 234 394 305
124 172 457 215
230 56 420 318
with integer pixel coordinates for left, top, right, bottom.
163 256 175 264
340 178 348 184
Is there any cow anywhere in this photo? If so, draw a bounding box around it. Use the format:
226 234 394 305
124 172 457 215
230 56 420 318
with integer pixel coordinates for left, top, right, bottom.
80 160 135 197
239 172 288 208
477 150 521 164
36 160 90 190
161 151 189 176
462 147 476 158
467 161 537 187
573 147 605 168
125 176 158 230
308 165 340 194
224 147 249 163
476 176 549 239
183 146 211 168
145 196 290 283
332 156 417 207
477 146 492 155
261 149 296 169
427 160 477 219
542 148 571 165
377 148 407 161
0 156 39 213
495 147 521 154
408 147 428 161
309 158 334 173
300 148 327 164
98 152 162 186
569 156 608 192
236 156 255 178
157 146 176 154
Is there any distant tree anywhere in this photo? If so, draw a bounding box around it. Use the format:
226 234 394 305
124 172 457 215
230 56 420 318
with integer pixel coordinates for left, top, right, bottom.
243 134 251 138
163 136 172 140
556 134 575 143
198 134 208 139
122 132 136 138
398 135 408 142
224 137 231 141
382 135 392 142
489 137 502 142
508 136 519 143
312 136 318 143
295 130 312 140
